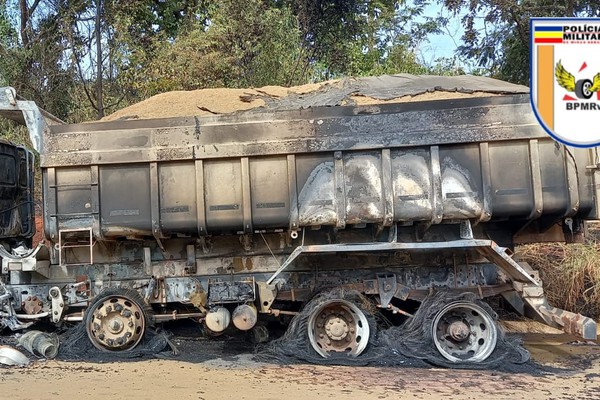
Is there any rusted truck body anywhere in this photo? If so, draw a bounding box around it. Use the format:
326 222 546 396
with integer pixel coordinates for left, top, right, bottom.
0 81 598 363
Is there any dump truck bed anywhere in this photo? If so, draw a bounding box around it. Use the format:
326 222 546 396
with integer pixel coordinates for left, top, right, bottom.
42 94 598 243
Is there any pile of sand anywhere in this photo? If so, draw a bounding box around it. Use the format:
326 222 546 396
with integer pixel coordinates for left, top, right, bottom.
102 82 329 122
102 76 517 122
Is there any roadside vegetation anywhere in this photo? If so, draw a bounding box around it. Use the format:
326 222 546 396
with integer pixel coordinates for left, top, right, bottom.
517 227 600 320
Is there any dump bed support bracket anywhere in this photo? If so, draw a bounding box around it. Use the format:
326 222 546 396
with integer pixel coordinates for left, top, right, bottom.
266 238 539 285
265 237 597 340
509 282 597 340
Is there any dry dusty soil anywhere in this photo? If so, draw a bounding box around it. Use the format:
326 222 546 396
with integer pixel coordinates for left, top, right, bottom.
2 322 600 400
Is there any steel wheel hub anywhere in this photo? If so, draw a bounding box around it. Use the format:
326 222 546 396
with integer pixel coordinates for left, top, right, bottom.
108 318 124 334
307 299 370 358
432 301 498 363
87 296 146 351
325 316 349 340
448 320 470 341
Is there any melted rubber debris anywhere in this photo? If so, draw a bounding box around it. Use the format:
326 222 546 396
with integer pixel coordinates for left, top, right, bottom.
57 323 173 362
257 289 538 373
0 290 556 373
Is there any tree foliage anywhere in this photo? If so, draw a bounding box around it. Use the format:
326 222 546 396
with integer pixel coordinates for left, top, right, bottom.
130 0 303 95
440 0 600 84
0 0 448 124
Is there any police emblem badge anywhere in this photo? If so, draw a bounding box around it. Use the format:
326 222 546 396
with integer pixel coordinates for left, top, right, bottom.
531 18 600 147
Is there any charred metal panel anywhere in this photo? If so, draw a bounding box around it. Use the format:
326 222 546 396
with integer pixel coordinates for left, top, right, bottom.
207 279 254 304
538 141 569 216
204 159 244 231
430 146 444 224
333 151 346 229
575 147 597 218
43 168 58 241
159 162 197 234
392 148 433 221
99 165 152 236
439 145 483 220
43 96 550 167
344 151 384 224
250 156 289 229
54 167 93 230
163 277 203 303
478 143 493 223
380 149 394 226
287 155 299 231
91 128 150 151
240 158 252 233
489 142 533 217
296 154 336 226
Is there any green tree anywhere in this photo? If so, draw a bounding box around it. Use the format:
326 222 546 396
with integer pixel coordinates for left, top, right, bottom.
281 0 431 81
440 0 600 84
134 0 303 93
0 0 76 119
0 0 442 124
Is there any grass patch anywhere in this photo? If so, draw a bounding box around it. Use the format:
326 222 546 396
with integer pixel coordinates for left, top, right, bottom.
516 234 600 320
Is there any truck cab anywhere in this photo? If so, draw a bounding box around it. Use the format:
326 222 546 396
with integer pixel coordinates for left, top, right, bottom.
0 139 35 248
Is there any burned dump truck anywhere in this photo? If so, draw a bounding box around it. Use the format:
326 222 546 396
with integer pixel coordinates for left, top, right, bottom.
0 76 598 364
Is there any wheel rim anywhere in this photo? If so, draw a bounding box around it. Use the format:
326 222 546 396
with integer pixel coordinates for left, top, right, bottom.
584 81 592 96
432 301 498 363
307 299 370 358
86 295 146 351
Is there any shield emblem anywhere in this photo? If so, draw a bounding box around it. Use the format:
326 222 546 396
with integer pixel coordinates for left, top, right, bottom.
530 18 600 147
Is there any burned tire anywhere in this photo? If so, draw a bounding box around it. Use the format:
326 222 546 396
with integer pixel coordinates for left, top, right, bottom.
307 299 371 358
388 291 517 368
431 301 498 363
84 288 151 352
576 79 594 99
261 289 378 363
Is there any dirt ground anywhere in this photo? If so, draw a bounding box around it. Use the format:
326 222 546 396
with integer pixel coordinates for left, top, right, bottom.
2 323 600 400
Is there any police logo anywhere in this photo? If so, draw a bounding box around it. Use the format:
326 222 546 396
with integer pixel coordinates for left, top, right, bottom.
531 18 600 147
555 61 600 100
